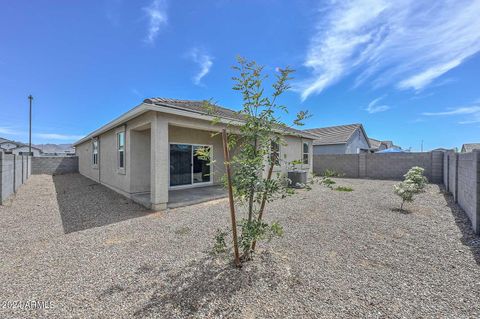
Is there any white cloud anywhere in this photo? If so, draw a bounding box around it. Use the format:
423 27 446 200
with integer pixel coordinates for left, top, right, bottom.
35 133 84 141
422 104 480 124
189 48 213 86
365 96 389 113
298 0 480 100
144 0 167 44
0 127 22 135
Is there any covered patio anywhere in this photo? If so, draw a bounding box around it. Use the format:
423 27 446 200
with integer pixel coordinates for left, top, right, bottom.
131 185 227 210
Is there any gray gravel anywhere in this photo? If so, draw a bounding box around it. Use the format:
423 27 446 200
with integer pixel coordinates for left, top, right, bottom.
1 174 479 318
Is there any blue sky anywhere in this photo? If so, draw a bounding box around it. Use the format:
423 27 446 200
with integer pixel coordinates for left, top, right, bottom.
1 0 479 151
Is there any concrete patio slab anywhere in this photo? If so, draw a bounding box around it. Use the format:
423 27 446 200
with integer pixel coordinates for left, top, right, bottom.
132 185 228 209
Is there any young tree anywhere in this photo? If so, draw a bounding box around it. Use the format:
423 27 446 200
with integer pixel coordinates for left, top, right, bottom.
393 166 428 210
209 57 309 265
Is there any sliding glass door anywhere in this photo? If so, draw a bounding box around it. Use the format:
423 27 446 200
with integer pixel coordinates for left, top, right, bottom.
170 144 211 187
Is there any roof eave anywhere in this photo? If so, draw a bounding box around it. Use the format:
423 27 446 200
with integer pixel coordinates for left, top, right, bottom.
73 102 315 146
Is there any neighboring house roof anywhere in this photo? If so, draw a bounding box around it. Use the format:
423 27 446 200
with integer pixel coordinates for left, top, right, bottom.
368 138 384 149
368 138 402 151
305 124 370 148
461 143 480 152
74 98 317 146
0 138 42 151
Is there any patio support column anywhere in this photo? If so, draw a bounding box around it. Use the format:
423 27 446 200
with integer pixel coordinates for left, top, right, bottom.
150 113 169 210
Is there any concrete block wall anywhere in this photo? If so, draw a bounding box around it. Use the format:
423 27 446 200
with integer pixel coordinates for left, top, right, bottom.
32 156 79 175
443 150 480 234
313 151 444 182
0 153 31 204
443 152 449 190
457 152 479 233
312 154 360 177
447 152 458 200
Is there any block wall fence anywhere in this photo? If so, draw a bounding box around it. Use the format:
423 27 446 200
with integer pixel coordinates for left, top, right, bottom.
0 155 79 205
0 153 31 204
443 150 480 234
313 151 480 234
31 156 79 175
313 152 444 183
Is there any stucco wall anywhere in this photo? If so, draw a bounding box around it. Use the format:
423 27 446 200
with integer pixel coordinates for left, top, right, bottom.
313 144 346 155
273 135 313 176
76 111 155 196
13 146 42 157
130 129 151 193
345 129 369 154
76 110 313 208
77 140 100 182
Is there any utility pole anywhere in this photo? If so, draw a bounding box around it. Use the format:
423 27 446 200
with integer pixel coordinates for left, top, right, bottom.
28 95 33 156
421 140 423 152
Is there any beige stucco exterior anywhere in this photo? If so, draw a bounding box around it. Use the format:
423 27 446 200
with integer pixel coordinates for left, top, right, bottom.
76 109 313 210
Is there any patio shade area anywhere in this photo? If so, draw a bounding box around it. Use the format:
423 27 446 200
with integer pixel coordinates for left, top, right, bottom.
131 185 227 209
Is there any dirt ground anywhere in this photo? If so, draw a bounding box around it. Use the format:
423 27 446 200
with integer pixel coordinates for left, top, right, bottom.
1 173 479 318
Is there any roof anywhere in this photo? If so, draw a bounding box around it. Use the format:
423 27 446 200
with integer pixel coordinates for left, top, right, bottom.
462 143 480 152
74 98 316 146
305 124 370 147
0 138 42 151
144 98 317 139
368 138 383 149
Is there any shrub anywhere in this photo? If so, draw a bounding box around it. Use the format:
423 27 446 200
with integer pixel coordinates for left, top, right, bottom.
323 169 341 177
393 166 428 210
320 177 336 189
335 186 353 192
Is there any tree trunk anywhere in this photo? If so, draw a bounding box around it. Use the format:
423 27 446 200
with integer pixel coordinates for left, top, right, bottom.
251 159 275 252
247 137 258 222
222 129 241 267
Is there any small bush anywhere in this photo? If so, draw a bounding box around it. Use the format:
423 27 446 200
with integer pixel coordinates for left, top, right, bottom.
320 177 336 189
323 169 341 177
335 186 353 192
394 166 428 210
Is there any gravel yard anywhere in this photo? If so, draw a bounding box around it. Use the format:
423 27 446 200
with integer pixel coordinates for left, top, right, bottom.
1 173 479 318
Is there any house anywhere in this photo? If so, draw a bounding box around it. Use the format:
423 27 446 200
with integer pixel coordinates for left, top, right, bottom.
304 124 371 155
461 143 480 153
369 138 401 153
35 143 76 156
73 98 316 210
368 138 388 152
0 137 42 156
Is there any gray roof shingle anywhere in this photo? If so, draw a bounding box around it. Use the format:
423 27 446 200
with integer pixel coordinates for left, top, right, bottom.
462 143 480 152
144 98 317 139
368 138 382 149
304 124 366 146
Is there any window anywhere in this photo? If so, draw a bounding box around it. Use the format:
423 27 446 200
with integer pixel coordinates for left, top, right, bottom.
303 142 309 164
271 140 280 166
92 138 98 166
117 131 125 169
